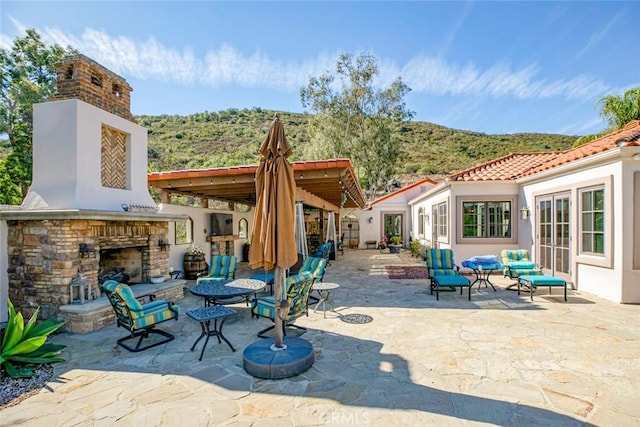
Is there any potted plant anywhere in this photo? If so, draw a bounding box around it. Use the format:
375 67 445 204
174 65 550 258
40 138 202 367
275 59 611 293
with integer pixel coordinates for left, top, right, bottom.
389 235 402 253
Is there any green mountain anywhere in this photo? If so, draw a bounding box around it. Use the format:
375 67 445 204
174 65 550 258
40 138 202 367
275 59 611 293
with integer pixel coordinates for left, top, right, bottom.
139 107 577 184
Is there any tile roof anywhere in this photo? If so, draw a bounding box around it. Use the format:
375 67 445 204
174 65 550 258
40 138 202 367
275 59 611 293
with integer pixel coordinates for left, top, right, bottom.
518 120 640 177
369 177 437 206
447 120 640 182
447 152 558 182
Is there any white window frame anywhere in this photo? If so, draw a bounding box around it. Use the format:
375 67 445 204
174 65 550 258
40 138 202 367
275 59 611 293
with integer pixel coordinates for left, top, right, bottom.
418 208 425 237
578 186 605 257
572 175 612 268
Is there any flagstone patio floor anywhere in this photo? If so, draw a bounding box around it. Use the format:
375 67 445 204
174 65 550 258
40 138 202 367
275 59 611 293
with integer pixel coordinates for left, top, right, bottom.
2 249 639 426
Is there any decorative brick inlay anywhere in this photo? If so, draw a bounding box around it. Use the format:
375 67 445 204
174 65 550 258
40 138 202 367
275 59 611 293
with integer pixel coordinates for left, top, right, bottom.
101 125 127 189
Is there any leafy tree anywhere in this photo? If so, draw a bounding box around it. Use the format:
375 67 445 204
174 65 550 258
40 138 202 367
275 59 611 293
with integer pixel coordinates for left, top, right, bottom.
574 87 640 147
0 29 71 203
300 52 414 199
598 87 640 130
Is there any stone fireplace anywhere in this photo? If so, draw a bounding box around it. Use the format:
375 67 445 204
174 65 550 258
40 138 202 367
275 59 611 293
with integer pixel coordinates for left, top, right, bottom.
0 54 187 332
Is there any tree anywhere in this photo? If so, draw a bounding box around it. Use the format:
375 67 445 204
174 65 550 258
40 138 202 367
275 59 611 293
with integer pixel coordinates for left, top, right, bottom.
597 87 640 130
300 53 413 199
574 87 640 147
0 29 71 203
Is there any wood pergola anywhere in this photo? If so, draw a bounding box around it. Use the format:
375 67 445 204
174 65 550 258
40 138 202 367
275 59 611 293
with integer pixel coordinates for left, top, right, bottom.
147 158 367 212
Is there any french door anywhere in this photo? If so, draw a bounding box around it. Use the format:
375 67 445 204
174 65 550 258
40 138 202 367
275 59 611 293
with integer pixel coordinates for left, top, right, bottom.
537 193 571 280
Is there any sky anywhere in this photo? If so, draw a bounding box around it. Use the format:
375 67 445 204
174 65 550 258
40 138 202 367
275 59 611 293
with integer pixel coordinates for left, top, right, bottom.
1 1 638 136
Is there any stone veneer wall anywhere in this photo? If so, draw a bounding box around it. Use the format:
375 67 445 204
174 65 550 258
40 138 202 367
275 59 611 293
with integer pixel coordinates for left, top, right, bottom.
6 219 169 321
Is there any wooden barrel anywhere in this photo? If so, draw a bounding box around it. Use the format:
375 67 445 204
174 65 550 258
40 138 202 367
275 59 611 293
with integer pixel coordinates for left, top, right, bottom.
183 253 207 279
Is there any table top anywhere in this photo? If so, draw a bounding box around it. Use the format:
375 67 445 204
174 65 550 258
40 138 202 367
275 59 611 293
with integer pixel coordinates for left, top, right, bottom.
187 305 237 321
190 279 266 298
312 282 340 291
462 260 502 270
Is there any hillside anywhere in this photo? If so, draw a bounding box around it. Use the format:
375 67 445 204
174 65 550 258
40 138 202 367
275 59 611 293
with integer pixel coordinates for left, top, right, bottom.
139 108 579 184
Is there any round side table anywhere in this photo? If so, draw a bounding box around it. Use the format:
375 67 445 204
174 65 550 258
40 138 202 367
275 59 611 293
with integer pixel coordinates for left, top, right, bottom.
311 282 340 318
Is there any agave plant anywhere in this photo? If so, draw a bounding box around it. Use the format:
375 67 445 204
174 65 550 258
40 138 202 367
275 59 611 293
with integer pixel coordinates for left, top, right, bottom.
0 300 66 378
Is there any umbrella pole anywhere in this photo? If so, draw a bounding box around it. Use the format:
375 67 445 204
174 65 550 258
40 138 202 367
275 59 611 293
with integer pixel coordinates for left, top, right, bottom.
272 266 287 350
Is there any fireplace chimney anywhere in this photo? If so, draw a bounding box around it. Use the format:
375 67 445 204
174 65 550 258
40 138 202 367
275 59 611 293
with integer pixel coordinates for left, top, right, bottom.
22 54 156 211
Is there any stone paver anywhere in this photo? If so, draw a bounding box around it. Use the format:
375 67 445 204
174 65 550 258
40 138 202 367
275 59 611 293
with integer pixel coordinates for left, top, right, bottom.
2 249 640 426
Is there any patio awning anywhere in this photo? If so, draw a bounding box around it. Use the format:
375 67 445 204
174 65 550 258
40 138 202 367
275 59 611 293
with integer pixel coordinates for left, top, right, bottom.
148 158 367 211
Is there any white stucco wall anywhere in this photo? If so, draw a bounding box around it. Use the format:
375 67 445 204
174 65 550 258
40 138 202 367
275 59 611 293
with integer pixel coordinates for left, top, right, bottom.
520 153 640 303
24 99 155 211
159 204 254 272
359 181 436 249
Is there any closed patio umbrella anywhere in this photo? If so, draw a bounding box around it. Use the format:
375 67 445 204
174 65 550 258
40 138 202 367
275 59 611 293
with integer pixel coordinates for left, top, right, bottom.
248 113 297 349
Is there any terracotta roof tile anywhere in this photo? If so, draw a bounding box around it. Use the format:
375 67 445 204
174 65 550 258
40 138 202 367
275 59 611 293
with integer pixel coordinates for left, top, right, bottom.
370 177 437 206
518 120 640 177
448 152 558 182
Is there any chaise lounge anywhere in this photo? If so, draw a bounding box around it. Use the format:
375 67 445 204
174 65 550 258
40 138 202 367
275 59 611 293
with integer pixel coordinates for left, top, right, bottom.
425 248 471 300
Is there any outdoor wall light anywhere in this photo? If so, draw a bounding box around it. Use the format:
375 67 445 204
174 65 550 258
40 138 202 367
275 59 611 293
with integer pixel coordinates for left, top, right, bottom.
520 206 530 220
633 153 640 161
368 217 374 223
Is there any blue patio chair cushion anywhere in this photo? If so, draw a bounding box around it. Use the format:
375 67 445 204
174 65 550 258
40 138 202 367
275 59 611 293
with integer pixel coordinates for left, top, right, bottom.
198 255 237 283
425 248 460 278
251 271 314 321
102 280 180 332
299 256 327 283
500 249 543 278
518 275 566 287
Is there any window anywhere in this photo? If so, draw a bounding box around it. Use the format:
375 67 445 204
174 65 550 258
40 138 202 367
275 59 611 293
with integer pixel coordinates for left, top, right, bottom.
418 208 425 236
175 217 193 245
437 202 448 238
580 187 604 255
462 201 511 238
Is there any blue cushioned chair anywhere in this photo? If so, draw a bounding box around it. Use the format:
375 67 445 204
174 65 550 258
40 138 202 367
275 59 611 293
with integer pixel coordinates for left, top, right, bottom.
197 255 238 283
102 280 180 352
299 256 328 304
312 242 332 265
251 271 314 338
500 249 543 289
425 248 471 299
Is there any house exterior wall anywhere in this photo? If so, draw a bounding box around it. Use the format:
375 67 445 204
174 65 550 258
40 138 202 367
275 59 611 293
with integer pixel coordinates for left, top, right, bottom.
24 99 154 211
409 186 452 249
520 155 640 303
450 182 520 262
159 204 255 270
358 181 435 249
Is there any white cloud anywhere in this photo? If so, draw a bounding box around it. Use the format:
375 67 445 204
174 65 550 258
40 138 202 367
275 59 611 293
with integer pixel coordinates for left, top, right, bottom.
402 56 610 100
4 18 612 102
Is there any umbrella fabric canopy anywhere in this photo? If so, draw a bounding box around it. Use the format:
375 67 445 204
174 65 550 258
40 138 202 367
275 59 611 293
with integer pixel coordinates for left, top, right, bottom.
249 114 297 348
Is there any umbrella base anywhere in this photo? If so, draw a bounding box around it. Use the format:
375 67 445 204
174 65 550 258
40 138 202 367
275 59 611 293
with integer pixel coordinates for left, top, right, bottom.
243 337 314 379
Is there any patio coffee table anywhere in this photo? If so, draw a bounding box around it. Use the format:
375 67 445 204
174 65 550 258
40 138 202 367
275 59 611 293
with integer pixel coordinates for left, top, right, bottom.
312 282 340 318
190 278 265 306
461 260 501 291
186 305 237 361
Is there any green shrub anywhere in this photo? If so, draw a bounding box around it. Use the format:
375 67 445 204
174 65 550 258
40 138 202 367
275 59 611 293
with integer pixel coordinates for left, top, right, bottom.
0 300 66 378
410 239 420 257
